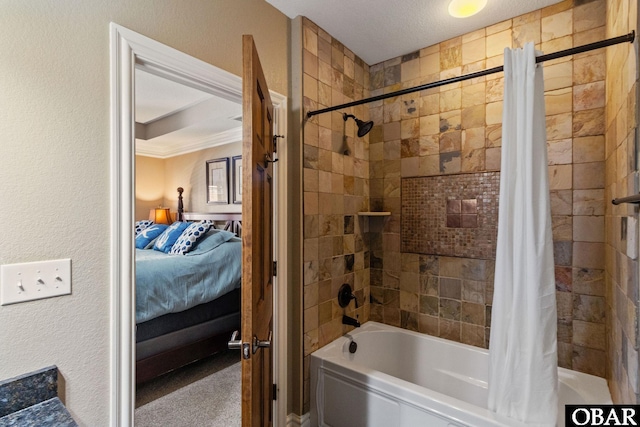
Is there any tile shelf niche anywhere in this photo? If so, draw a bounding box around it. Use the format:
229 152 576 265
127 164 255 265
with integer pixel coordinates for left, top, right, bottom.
358 211 390 232
357 212 391 216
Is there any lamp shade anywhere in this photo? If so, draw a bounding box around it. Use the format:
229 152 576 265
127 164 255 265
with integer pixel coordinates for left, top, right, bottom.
149 207 172 225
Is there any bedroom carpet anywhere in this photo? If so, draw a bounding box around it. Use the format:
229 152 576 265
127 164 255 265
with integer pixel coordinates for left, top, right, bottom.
135 350 240 426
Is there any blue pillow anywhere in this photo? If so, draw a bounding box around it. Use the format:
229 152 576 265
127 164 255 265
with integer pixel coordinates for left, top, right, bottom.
153 221 189 253
187 229 237 255
135 220 154 236
169 221 213 255
135 224 168 249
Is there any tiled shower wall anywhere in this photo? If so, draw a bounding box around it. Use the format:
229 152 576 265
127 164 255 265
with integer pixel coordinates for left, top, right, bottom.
368 0 609 378
300 0 640 409
605 0 639 403
301 18 372 412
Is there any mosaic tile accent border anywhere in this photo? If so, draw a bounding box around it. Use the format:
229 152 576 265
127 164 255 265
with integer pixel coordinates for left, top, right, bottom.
401 172 499 259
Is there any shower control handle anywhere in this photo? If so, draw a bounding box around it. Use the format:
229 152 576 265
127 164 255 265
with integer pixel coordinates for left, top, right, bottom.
338 283 358 308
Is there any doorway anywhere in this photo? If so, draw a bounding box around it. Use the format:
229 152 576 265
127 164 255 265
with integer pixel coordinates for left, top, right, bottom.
110 23 288 426
133 64 243 425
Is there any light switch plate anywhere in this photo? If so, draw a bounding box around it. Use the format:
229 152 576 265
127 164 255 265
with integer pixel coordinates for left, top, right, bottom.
1 259 71 306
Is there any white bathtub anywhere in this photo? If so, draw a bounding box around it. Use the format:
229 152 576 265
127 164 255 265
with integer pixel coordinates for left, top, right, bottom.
311 322 611 427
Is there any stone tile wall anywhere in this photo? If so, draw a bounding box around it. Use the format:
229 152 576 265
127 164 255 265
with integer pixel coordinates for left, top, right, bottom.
368 0 609 378
605 0 639 404
300 0 639 409
301 17 371 413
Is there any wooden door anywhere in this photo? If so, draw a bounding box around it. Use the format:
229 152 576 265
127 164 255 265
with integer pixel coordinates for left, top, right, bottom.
241 34 275 427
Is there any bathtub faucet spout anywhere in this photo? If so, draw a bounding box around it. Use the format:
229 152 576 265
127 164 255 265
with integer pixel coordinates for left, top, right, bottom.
342 314 361 328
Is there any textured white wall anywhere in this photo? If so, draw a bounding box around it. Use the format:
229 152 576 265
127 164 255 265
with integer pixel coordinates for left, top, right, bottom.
0 1 289 425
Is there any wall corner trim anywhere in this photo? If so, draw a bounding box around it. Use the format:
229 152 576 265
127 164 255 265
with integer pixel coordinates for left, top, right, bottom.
287 412 311 427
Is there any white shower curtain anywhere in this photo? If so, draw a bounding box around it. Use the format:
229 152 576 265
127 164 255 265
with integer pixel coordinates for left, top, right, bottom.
487 42 558 426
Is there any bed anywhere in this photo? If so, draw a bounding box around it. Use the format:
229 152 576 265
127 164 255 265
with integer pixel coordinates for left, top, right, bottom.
135 189 242 384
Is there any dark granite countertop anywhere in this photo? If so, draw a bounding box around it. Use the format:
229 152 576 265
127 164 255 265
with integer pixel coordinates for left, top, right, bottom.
0 366 77 426
0 398 77 427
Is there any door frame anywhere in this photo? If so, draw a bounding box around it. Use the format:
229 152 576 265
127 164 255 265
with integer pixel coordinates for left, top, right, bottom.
109 23 289 426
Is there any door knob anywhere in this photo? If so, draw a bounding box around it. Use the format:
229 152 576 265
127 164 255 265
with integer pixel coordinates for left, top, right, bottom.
228 330 242 349
228 330 250 359
252 331 272 354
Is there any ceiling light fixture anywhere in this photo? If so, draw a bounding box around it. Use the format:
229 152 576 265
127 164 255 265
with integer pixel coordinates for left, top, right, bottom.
448 0 487 18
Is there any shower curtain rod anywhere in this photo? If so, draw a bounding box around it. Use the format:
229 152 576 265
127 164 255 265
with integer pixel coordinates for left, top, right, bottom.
306 31 635 118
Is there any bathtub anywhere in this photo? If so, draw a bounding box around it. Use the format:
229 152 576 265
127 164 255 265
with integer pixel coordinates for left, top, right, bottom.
310 322 611 427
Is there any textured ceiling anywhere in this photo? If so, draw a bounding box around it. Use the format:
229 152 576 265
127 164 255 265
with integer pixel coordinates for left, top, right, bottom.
134 0 567 157
135 70 212 124
266 0 564 65
135 69 242 158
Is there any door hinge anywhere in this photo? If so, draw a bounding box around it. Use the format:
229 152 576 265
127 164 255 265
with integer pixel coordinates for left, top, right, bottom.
273 135 284 153
273 261 277 277
273 383 277 401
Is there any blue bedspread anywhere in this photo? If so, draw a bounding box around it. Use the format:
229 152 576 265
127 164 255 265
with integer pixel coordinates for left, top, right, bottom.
135 235 241 323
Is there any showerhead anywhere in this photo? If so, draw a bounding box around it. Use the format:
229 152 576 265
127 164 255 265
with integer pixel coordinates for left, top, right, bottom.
343 113 374 137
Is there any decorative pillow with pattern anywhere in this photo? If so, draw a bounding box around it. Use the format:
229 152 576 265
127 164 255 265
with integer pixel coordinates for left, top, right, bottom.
135 224 168 249
186 229 236 255
169 221 213 255
152 221 189 253
135 220 154 236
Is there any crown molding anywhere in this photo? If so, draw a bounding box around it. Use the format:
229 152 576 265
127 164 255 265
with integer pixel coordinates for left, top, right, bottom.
135 127 242 158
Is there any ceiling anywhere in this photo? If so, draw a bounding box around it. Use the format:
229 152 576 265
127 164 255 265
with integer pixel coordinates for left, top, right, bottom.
266 0 564 65
135 0 565 157
135 68 242 158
